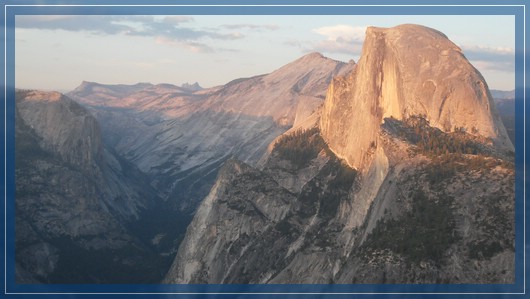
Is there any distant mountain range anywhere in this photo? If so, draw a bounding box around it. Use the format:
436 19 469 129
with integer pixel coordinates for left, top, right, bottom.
490 89 515 100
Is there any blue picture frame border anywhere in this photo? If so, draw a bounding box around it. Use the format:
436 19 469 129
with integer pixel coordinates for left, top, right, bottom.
1 0 527 297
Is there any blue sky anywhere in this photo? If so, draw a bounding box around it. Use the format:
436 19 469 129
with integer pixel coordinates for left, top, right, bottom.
15 15 515 91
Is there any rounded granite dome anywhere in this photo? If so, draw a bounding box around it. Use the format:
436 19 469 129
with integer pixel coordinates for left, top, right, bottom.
320 24 512 170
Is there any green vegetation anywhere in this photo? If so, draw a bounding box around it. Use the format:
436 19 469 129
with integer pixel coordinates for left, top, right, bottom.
329 160 358 190
424 153 513 184
273 128 328 168
385 115 492 158
363 190 459 265
297 157 357 220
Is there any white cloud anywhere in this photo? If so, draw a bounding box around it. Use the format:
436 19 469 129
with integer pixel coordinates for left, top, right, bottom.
309 25 367 56
313 25 366 43
461 44 515 56
469 60 514 73
16 15 243 54
312 40 362 57
155 36 214 53
163 16 194 25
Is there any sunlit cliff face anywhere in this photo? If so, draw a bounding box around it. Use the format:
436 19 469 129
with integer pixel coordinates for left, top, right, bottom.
320 24 512 171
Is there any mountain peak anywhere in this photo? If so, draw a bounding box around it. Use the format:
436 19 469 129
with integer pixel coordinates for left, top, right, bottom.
294 51 352 65
203 52 354 128
266 52 353 84
16 90 101 171
367 23 449 40
76 80 96 90
320 24 512 170
301 51 324 60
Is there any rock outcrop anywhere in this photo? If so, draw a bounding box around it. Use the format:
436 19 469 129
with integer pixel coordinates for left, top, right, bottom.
320 24 512 171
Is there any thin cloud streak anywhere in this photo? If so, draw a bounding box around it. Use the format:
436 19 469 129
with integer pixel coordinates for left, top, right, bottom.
16 15 132 35
312 24 366 56
313 24 366 43
312 40 363 56
16 15 244 53
469 60 514 73
461 45 514 73
155 36 239 54
221 23 280 31
155 36 215 53
284 24 366 57
162 16 194 25
125 21 244 41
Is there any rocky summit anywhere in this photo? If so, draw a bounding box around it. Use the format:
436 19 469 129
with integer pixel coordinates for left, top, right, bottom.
164 24 514 284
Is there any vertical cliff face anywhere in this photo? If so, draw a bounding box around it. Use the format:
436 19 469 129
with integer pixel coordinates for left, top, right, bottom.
320 24 512 170
17 91 103 174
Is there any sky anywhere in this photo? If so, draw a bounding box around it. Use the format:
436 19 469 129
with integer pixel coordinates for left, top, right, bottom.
15 15 515 92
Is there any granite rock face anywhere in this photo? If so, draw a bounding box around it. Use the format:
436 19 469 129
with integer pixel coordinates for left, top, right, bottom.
165 25 514 284
320 24 512 171
163 159 298 283
17 91 103 176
